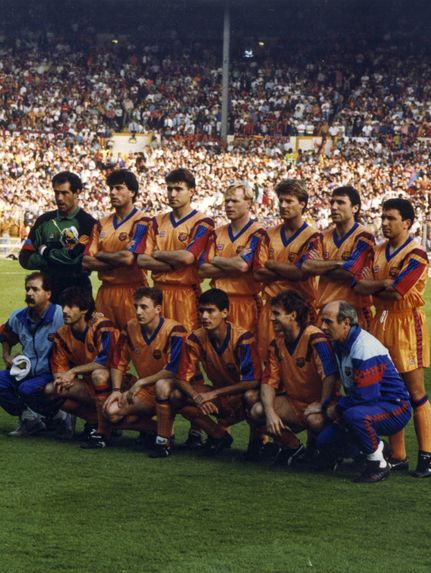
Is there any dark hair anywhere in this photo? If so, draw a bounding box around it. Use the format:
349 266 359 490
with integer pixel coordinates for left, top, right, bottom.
271 290 309 329
25 272 52 292
165 168 196 189
60 287 95 320
133 286 163 306
106 169 139 200
198 288 229 311
332 186 361 220
52 171 82 193
382 198 415 227
275 179 308 210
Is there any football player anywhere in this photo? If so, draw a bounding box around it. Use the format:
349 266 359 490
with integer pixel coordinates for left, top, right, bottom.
354 198 431 477
82 169 149 330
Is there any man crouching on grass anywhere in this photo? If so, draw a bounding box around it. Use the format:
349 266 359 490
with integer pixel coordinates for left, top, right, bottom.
44 287 120 449
154 288 261 458
317 300 412 482
248 290 339 465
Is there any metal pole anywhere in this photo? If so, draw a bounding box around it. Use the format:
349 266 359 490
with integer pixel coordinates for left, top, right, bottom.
221 0 230 141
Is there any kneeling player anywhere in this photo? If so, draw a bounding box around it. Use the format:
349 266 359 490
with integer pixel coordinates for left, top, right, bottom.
318 301 412 483
45 287 120 448
156 288 261 457
103 287 187 454
249 290 338 465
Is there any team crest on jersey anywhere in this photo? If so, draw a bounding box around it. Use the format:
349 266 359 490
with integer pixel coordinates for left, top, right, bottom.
236 245 246 255
341 251 352 261
216 244 224 251
87 344 95 353
60 226 79 249
153 349 162 360
178 232 189 242
288 252 297 263
118 232 128 241
296 358 305 368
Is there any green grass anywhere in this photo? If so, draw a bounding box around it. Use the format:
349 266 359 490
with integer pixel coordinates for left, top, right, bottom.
0 261 430 573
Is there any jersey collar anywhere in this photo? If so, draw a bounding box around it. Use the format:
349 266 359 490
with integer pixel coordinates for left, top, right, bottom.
228 219 254 242
169 209 197 228
385 236 413 262
57 206 80 221
209 322 231 356
113 207 138 230
281 222 307 247
332 222 359 248
141 317 164 345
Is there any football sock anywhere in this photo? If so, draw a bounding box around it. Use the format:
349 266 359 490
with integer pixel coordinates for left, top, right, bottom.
275 428 301 449
156 398 175 439
367 440 387 468
413 397 431 452
389 430 407 461
179 404 225 439
94 384 111 437
155 435 169 446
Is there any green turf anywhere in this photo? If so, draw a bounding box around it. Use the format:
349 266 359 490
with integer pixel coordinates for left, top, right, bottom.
0 261 430 573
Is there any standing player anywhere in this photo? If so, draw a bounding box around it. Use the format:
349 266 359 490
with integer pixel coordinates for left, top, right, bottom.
19 172 96 303
354 198 431 477
198 181 265 333
253 179 321 360
103 287 187 455
156 289 261 457
45 287 120 448
82 169 148 330
302 186 375 329
129 168 214 333
249 291 338 464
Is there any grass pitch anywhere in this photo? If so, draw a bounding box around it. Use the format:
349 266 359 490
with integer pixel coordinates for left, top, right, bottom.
0 261 430 573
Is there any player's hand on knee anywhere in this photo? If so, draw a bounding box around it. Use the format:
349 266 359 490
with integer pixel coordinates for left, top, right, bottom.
266 412 285 437
199 400 219 416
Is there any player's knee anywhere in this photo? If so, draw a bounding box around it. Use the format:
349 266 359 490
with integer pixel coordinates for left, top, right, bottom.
155 378 173 400
244 389 259 408
44 382 56 396
249 401 264 421
307 413 325 433
91 368 109 387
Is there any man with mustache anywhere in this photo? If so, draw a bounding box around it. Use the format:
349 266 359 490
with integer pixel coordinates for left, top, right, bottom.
0 272 65 436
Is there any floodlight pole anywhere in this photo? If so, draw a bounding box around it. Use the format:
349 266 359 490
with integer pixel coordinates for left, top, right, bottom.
221 0 231 141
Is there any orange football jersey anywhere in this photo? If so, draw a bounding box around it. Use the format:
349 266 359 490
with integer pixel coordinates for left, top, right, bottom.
114 317 187 378
254 222 321 304
84 208 149 286
262 325 338 403
177 322 261 388
316 222 375 309
51 316 120 373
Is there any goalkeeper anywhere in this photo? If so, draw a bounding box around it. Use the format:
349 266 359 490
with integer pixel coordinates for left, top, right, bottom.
19 171 97 303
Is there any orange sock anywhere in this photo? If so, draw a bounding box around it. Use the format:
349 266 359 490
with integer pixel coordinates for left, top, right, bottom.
94 386 111 437
180 405 225 439
413 400 431 452
156 399 175 439
389 430 407 461
275 428 301 449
